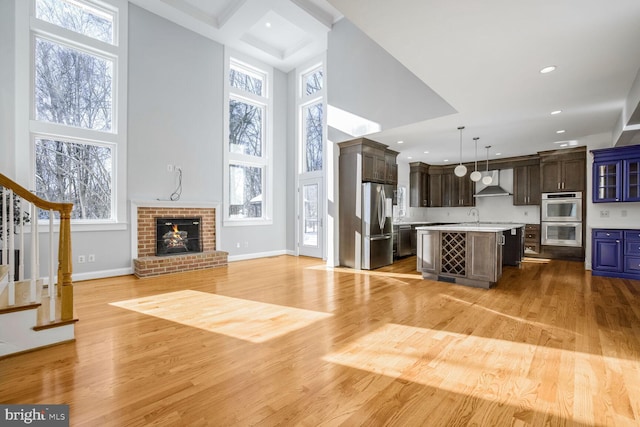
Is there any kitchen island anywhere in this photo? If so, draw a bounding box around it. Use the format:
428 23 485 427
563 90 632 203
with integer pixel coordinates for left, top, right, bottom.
416 223 525 289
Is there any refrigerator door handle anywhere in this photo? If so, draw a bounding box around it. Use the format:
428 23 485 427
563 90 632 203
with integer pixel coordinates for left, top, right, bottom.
370 235 391 241
379 187 386 230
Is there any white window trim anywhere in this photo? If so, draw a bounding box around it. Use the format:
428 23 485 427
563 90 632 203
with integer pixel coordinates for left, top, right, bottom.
223 48 273 227
295 55 327 257
17 0 128 230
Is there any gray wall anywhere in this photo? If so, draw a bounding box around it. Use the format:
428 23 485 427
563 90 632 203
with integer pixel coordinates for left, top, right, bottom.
327 19 455 141
128 4 223 203
0 0 15 175
128 4 289 261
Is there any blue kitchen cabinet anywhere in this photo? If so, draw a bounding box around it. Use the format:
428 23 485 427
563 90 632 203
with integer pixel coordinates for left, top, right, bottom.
592 228 640 279
623 158 640 202
591 145 640 203
592 229 623 273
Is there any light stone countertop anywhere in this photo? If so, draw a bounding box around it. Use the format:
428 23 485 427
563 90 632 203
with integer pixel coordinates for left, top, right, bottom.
415 222 526 232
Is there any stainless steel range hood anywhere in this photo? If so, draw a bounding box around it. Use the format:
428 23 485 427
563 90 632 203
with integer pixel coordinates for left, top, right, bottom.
474 170 512 197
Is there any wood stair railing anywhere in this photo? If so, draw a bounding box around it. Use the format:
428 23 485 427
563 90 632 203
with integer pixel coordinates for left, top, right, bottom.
0 173 74 320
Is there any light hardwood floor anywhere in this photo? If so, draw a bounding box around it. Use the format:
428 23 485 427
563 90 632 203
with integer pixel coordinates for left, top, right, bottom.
1 255 640 426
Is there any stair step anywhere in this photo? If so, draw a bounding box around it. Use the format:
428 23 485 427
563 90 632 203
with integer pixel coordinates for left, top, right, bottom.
0 279 44 310
0 265 8 281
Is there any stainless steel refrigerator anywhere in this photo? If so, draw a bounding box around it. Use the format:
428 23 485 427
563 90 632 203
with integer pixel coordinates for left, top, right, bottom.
361 182 394 269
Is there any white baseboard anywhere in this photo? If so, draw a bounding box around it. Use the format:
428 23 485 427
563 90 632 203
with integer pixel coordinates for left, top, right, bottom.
228 250 289 262
73 267 134 282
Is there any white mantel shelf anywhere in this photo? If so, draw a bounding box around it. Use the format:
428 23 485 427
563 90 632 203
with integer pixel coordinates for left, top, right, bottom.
130 200 222 208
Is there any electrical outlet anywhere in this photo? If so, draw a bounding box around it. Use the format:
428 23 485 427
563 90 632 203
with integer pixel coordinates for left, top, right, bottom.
600 210 610 218
78 255 85 263
88 254 95 262
167 164 174 172
236 242 240 248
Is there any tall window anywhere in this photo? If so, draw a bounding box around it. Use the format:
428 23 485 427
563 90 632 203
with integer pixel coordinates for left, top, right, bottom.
224 55 272 225
299 65 324 174
30 0 126 221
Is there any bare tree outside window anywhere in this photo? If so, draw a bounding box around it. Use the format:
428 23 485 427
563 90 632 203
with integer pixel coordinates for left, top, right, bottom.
36 0 114 44
229 99 263 157
35 139 112 220
35 38 113 131
304 102 323 172
228 165 262 219
31 0 117 220
230 68 263 96
305 69 323 95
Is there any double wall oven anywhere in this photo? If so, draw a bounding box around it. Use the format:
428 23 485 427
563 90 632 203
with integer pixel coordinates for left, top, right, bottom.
541 192 582 247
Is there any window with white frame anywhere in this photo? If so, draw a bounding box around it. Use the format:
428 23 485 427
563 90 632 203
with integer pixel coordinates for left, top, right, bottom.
224 55 272 225
299 64 324 174
29 0 125 221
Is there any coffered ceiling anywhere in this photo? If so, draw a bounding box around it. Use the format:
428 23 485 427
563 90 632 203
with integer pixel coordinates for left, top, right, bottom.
129 0 343 71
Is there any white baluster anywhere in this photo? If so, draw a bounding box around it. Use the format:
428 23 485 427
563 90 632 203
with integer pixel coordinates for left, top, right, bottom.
49 209 55 321
8 190 15 306
19 196 24 283
2 187 6 267
30 203 37 303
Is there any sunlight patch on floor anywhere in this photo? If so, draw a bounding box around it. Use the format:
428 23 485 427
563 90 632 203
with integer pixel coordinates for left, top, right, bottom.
308 265 422 281
323 322 609 425
110 290 332 343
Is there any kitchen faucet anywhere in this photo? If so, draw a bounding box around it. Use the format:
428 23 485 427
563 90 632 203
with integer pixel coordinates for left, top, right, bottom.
468 207 480 223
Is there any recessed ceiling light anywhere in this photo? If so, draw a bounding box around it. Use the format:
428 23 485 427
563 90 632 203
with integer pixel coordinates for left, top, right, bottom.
569 141 578 146
397 140 404 144
265 22 272 28
495 153 502 156
407 156 412 159
423 151 429 154
443 159 449 162
560 143 568 147
551 110 562 115
556 130 566 134
540 65 557 74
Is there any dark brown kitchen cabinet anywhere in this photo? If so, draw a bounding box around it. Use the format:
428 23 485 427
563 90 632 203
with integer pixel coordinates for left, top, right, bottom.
513 164 541 205
385 150 399 185
409 162 429 207
428 172 442 207
340 138 397 185
441 169 475 207
422 164 476 207
539 147 586 193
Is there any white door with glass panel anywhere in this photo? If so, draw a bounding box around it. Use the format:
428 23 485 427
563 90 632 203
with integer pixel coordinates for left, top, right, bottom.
299 178 323 258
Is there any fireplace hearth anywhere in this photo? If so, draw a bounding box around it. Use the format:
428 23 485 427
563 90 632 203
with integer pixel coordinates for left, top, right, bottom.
156 217 202 256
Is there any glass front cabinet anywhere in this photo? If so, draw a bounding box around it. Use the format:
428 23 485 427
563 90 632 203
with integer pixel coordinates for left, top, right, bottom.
591 145 640 203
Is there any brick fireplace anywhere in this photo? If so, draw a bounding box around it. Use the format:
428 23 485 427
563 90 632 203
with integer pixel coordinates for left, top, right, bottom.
131 201 227 278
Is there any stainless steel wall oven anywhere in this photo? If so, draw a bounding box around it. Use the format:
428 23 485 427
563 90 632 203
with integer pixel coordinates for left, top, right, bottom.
541 192 582 247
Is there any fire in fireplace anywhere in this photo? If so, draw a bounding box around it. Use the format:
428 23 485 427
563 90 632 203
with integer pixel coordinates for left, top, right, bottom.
156 218 202 256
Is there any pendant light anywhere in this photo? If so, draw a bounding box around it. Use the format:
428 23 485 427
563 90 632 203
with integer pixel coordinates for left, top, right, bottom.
470 137 482 182
482 145 493 185
454 126 467 177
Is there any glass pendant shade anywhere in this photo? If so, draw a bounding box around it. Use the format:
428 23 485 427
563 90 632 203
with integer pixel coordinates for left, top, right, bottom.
470 137 481 181
482 145 493 185
455 126 467 177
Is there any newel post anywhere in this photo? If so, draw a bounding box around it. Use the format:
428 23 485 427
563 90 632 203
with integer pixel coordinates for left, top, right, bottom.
58 203 73 320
